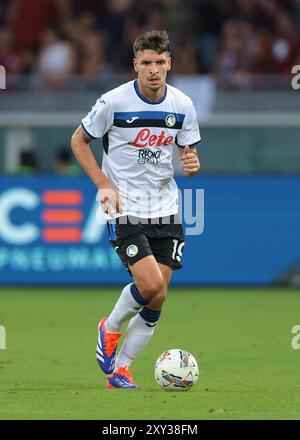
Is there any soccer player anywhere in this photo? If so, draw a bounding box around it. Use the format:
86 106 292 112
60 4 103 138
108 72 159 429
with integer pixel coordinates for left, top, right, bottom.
71 30 201 389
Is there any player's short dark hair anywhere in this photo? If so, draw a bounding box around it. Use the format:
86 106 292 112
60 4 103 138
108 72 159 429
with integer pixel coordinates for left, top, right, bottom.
133 30 171 57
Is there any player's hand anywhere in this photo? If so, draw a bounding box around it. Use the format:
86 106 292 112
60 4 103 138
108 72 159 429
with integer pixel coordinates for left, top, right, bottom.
180 145 200 176
98 186 123 217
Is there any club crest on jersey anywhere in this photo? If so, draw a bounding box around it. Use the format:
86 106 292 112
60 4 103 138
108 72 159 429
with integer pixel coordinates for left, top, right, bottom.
165 114 176 128
126 245 138 257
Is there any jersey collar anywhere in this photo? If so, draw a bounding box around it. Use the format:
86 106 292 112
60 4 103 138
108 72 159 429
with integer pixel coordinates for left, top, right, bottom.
134 79 167 105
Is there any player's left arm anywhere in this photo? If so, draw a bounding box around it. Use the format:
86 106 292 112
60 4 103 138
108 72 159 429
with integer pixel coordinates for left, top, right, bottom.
179 145 200 176
176 101 201 176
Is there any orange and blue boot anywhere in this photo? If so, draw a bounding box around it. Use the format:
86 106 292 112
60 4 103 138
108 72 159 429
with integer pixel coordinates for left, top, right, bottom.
106 366 140 389
96 317 121 374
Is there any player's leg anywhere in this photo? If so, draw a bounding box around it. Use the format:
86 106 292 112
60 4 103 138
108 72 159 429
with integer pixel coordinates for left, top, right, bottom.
111 260 172 375
96 278 150 375
97 230 161 376
146 262 173 310
108 232 183 383
105 254 165 332
105 257 171 388
99 221 183 386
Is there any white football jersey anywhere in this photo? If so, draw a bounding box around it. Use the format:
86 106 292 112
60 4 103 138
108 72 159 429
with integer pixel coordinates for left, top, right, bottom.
81 80 201 219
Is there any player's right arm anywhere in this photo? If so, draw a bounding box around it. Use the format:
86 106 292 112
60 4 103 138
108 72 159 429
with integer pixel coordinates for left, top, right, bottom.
71 126 122 216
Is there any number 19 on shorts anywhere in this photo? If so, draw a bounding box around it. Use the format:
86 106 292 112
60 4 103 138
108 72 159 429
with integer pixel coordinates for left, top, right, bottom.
172 239 184 262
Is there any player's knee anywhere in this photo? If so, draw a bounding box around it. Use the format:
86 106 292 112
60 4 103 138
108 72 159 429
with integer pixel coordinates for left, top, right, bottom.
153 291 167 308
144 290 167 311
139 277 165 301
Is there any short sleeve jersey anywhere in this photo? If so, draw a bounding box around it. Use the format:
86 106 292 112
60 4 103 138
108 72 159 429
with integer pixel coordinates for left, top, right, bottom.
81 80 201 219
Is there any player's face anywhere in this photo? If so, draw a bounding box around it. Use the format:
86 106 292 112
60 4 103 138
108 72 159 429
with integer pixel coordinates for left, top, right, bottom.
134 50 171 97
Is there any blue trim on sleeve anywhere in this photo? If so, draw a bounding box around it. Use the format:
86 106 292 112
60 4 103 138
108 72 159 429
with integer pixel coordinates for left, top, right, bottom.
175 137 202 148
81 122 99 140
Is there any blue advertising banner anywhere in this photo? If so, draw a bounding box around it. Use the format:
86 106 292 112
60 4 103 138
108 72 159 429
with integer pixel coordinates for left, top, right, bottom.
174 175 300 286
0 175 299 285
0 177 122 284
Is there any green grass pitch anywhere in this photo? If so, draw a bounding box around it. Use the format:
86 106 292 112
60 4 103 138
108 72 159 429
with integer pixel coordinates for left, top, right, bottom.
0 287 300 420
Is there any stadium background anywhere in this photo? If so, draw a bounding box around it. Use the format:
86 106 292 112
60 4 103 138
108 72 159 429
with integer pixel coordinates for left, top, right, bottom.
1 0 300 421
1 0 300 286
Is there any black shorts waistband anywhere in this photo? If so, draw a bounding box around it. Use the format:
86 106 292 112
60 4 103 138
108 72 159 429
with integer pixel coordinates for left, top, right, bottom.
113 214 180 225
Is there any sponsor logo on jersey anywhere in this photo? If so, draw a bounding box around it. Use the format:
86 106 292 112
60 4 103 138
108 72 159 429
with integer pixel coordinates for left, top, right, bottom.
126 116 139 124
138 149 161 165
126 244 138 257
128 128 174 148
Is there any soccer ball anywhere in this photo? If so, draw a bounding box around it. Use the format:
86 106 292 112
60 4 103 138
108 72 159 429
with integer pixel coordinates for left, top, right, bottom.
154 349 199 391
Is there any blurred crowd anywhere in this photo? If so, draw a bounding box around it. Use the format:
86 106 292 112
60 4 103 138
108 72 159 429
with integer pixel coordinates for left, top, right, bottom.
9 147 82 176
0 0 300 89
